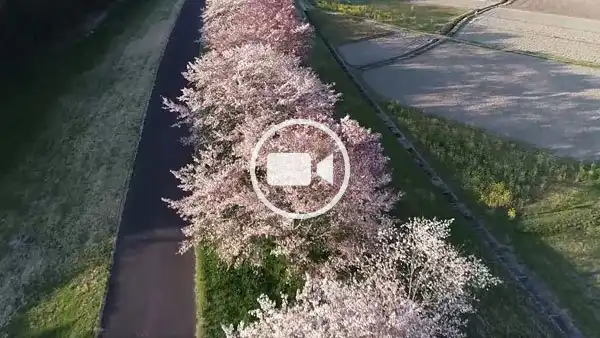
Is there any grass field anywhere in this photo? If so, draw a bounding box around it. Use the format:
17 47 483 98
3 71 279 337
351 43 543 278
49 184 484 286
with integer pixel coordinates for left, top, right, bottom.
314 0 464 34
0 0 185 335
194 22 561 338
388 103 600 337
308 6 600 338
308 9 393 45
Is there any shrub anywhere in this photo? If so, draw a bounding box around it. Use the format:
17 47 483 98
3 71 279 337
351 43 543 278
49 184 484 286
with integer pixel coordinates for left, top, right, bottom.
202 0 312 58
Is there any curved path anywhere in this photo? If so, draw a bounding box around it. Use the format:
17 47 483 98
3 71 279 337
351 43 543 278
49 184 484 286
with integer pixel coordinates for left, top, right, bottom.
98 0 203 336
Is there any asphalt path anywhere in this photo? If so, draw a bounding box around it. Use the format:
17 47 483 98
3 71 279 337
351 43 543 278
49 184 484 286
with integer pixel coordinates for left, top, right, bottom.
99 0 203 336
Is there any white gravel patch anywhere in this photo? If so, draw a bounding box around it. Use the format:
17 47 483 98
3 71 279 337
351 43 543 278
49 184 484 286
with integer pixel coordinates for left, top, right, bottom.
510 0 600 20
361 41 600 160
458 8 600 64
338 31 432 67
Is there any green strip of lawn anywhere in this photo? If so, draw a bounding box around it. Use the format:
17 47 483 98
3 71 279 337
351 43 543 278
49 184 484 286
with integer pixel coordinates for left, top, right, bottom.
388 103 600 337
314 0 464 34
195 32 561 338
0 0 185 335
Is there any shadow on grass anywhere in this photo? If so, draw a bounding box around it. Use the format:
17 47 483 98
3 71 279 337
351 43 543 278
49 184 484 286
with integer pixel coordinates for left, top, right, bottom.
0 0 158 177
27 322 93 338
3 258 110 338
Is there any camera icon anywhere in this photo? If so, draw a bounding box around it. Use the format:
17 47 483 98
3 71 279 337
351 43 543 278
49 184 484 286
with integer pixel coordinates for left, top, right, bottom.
266 152 334 186
251 119 350 220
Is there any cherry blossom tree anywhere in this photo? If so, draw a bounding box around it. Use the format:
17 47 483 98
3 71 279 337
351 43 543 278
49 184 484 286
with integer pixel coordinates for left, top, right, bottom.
351 218 501 337
163 43 338 150
202 0 312 58
223 219 500 338
223 274 437 338
165 115 399 269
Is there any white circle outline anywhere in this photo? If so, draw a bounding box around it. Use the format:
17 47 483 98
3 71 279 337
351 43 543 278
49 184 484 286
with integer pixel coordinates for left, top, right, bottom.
250 119 351 220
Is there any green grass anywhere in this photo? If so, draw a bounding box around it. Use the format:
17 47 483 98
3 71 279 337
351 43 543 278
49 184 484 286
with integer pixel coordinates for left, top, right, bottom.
195 31 561 338
308 5 600 337
197 247 302 338
0 0 185 335
308 8 393 45
388 103 600 337
315 0 464 34
195 248 206 338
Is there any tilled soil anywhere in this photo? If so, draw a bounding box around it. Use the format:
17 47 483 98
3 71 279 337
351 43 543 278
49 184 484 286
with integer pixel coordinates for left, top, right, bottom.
361 41 600 160
458 8 600 64
509 0 600 20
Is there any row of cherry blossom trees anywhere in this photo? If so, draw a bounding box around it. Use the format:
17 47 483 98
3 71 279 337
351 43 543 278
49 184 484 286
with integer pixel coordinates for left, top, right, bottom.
164 0 500 336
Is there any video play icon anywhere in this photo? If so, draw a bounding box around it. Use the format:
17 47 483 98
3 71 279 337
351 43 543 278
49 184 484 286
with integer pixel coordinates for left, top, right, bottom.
250 119 351 220
266 153 334 186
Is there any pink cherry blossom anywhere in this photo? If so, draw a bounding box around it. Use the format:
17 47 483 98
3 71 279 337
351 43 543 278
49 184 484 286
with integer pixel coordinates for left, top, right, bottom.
163 43 338 149
202 0 313 58
223 219 500 338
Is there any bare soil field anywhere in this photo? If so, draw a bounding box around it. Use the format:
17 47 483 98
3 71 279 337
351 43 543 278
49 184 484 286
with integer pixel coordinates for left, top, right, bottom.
510 0 600 20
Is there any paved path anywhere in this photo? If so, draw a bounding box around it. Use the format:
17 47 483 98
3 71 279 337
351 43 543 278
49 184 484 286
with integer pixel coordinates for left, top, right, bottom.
331 0 600 160
356 40 600 160
413 0 600 64
457 7 600 64
99 0 202 336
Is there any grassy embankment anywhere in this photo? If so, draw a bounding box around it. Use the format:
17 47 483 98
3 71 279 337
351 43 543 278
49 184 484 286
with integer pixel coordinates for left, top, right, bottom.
194 4 561 337
0 0 185 336
314 0 464 34
312 2 600 337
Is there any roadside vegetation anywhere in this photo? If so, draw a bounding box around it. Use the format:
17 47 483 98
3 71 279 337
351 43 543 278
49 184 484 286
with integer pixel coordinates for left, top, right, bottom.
314 0 464 34
308 5 600 338
388 103 600 337
0 0 185 335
